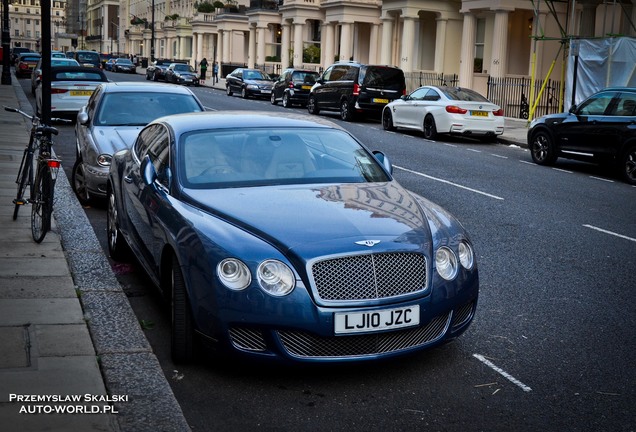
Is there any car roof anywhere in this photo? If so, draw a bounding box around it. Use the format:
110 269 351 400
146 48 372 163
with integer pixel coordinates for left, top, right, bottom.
96 81 198 95
50 66 108 80
154 111 344 134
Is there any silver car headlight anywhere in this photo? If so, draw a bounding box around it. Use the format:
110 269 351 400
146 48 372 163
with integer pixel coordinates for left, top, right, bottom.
247 84 259 90
435 246 458 281
458 241 475 270
217 258 251 290
97 154 112 167
257 260 295 296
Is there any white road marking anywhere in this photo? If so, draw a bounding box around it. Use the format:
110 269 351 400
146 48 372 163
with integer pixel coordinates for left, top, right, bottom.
589 176 614 183
473 354 532 392
395 165 505 200
552 167 573 173
467 148 481 153
491 154 508 159
583 225 636 243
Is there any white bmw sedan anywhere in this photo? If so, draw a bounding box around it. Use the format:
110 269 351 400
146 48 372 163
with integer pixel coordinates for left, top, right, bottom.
382 85 505 143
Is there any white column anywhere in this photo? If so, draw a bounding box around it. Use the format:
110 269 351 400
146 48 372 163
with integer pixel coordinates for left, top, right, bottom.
197 33 203 63
180 36 187 59
293 21 304 67
369 23 379 64
223 31 231 63
400 16 415 72
434 17 447 73
322 22 334 67
380 17 393 65
257 25 266 66
339 22 352 61
490 10 509 78
459 12 476 88
248 26 256 68
281 22 291 68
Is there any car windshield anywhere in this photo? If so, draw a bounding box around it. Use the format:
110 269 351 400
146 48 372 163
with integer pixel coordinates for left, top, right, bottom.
179 127 390 188
244 70 268 80
441 87 490 102
51 70 106 81
362 67 404 90
77 52 100 63
95 92 203 126
174 64 193 72
116 59 133 65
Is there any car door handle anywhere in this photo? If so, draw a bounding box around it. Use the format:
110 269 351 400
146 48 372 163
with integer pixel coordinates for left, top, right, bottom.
124 176 132 183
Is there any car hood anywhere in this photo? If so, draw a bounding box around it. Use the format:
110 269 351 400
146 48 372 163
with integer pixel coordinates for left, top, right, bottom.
244 79 272 86
92 126 143 155
183 182 434 254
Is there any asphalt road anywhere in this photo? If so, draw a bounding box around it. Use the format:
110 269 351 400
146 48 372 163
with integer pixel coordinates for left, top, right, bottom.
18 74 636 432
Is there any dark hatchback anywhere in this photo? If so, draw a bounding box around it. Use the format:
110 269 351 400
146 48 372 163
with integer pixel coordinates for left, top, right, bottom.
307 62 406 121
270 68 319 108
528 87 636 185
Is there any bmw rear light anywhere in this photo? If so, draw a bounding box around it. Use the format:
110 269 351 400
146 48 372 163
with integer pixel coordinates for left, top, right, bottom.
353 83 360 96
446 105 468 114
19 63 28 70
492 108 504 116
51 89 69 94
288 82 294 89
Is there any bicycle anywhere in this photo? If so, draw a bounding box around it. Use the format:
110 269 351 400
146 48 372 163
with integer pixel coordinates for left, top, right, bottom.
5 106 70 243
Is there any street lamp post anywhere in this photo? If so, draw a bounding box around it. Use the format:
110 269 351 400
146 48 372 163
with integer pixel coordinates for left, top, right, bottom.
1 0 12 85
150 0 155 61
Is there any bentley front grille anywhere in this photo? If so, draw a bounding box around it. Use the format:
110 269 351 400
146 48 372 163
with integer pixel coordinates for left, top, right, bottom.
311 252 427 302
451 301 475 330
229 327 267 352
277 313 450 359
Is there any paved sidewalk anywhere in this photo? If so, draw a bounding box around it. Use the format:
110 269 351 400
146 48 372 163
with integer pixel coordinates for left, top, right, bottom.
0 66 190 431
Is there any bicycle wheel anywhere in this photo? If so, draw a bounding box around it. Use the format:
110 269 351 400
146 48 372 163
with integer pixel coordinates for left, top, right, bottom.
31 163 53 243
13 142 35 220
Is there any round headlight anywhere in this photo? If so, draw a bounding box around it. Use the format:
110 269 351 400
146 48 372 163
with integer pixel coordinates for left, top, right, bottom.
435 246 458 281
257 260 295 296
458 241 475 270
97 154 112 167
217 258 251 290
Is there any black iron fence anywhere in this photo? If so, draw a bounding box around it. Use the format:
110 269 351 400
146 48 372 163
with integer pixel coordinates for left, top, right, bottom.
404 72 458 92
487 76 563 119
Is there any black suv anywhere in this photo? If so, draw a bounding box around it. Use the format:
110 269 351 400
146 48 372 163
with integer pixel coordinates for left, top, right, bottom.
270 68 320 108
528 87 636 185
307 62 406 121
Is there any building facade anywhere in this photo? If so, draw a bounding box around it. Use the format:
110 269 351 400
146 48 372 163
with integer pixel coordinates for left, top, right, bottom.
7 0 69 51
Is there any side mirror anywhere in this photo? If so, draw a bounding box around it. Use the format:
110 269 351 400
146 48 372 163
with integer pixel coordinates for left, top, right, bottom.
400 95 408 101
77 110 89 125
141 155 157 186
373 151 393 175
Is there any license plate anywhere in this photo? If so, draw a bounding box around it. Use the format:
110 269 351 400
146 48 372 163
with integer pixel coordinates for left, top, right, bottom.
471 111 488 117
301 85 312 90
334 305 420 334
373 98 389 104
70 90 93 96
261 90 270 93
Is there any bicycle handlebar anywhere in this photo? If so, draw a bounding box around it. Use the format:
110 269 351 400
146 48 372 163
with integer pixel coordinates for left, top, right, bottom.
4 105 71 135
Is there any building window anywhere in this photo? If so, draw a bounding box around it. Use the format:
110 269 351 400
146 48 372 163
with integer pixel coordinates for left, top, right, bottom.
474 18 486 73
14 30 20 37
36 31 40 38
26 30 32 38
27 8 30 13
26 19 31 25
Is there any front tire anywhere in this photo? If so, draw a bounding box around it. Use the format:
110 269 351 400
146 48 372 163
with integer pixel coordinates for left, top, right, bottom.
270 91 277 105
241 87 249 99
282 93 291 108
423 115 438 140
307 95 320 115
107 187 131 261
620 145 636 185
71 158 92 205
529 129 558 165
226 85 233 96
171 255 195 364
31 165 53 243
382 109 396 131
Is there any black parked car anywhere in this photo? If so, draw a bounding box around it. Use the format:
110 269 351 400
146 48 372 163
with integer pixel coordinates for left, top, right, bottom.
270 68 320 108
113 58 136 73
527 87 636 185
165 63 200 86
225 68 273 99
307 62 406 121
145 59 173 81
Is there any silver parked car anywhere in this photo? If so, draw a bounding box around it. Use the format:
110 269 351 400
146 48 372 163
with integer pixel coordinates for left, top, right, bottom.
73 82 205 204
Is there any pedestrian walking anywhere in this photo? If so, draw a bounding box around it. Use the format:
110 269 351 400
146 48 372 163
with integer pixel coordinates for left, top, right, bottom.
213 61 219 84
200 58 208 81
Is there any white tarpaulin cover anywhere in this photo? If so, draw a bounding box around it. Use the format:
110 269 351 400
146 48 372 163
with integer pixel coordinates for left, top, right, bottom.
566 37 636 106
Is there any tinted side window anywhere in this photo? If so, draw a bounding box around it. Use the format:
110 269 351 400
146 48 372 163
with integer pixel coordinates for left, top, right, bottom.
614 94 636 116
342 66 358 81
578 91 618 115
423 89 441 101
361 67 405 90
134 124 168 162
146 130 171 186
326 66 351 82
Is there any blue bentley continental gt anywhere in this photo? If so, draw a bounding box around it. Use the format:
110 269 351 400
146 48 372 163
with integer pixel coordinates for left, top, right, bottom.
107 111 479 364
